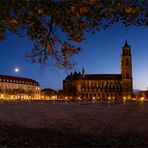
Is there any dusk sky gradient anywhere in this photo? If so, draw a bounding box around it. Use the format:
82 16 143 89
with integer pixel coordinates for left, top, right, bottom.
0 23 148 90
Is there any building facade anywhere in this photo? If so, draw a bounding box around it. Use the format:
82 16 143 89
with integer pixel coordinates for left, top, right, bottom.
41 88 57 100
0 75 40 100
63 41 133 100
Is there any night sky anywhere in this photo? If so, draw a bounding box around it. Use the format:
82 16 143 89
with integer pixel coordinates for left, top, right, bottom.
0 23 148 91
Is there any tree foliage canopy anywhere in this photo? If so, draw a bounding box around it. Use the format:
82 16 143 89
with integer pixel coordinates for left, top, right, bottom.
0 0 147 69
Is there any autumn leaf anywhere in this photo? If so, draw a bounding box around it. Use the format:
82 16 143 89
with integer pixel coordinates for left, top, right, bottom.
47 44 52 53
0 0 146 69
9 19 19 30
71 6 75 12
125 7 136 14
80 22 88 29
80 7 89 14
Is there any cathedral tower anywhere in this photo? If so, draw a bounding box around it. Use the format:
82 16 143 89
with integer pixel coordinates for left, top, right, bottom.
121 40 133 97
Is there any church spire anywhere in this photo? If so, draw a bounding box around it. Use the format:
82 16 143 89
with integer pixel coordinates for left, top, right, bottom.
82 66 85 77
124 39 130 48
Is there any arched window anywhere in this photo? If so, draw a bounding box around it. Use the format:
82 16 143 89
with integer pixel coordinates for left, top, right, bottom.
126 59 129 66
126 72 129 78
106 82 108 88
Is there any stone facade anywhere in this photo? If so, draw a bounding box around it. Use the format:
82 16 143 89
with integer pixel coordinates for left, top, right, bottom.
41 88 57 100
63 41 133 100
0 75 40 100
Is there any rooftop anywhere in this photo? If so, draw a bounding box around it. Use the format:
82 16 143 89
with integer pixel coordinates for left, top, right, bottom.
0 75 39 86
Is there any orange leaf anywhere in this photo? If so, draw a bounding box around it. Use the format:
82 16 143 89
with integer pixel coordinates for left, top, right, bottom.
80 7 89 14
47 44 52 53
74 37 82 43
9 19 19 29
71 6 75 12
80 22 88 29
125 7 136 14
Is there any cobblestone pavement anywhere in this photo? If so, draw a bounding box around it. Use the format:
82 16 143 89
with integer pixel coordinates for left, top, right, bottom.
0 101 148 147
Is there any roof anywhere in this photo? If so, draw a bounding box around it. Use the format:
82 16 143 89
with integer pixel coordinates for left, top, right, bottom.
41 88 57 93
0 75 39 86
123 40 130 48
41 88 57 95
84 74 122 80
64 73 122 81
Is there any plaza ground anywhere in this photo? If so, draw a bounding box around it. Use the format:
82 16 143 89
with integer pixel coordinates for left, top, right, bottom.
0 100 148 147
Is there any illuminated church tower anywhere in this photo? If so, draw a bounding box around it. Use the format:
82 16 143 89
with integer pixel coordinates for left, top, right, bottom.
121 40 133 97
63 40 134 100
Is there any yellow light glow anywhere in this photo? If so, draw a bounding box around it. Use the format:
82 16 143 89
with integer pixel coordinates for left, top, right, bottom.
123 96 126 100
51 96 57 100
93 96 95 100
140 97 144 101
78 97 81 100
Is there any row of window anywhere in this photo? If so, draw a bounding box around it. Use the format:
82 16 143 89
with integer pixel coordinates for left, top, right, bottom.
66 81 121 86
81 86 121 90
80 81 121 88
80 84 121 88
0 83 40 90
0 79 38 85
81 93 120 97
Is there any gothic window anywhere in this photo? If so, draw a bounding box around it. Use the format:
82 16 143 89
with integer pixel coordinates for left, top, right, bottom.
85 93 88 99
91 82 93 87
110 82 112 88
94 82 97 87
126 72 129 78
114 83 116 89
123 50 126 55
102 82 104 88
126 59 129 66
106 82 108 88
82 94 84 99
90 94 92 98
98 81 100 88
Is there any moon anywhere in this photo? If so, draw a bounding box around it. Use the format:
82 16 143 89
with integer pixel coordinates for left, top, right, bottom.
14 68 20 73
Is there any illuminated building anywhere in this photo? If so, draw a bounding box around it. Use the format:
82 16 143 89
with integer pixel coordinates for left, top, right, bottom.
63 40 133 100
0 75 40 100
137 90 148 101
41 88 57 100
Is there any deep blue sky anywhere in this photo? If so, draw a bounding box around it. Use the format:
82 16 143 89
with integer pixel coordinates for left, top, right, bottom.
0 23 148 90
